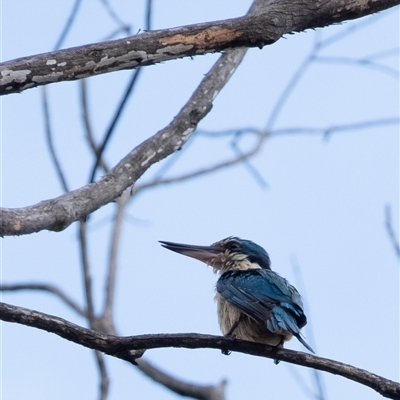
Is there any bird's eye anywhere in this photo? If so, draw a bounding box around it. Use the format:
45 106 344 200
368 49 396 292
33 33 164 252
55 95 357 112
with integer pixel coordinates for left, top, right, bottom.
228 242 240 251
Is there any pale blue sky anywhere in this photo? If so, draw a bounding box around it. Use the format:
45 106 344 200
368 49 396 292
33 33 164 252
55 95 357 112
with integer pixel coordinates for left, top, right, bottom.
1 2 399 400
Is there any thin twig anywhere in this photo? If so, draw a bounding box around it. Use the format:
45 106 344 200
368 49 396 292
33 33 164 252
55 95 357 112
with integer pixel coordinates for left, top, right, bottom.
94 350 110 400
89 68 142 183
287 365 322 399
231 136 269 189
266 10 398 131
137 358 227 400
40 0 83 194
78 220 111 398
78 220 96 324
41 86 70 193
89 0 153 183
291 256 326 400
314 56 399 79
0 283 84 317
266 51 315 130
384 205 400 260
367 47 400 60
99 0 131 35
80 79 109 173
133 130 268 195
53 0 83 50
272 118 400 138
102 193 129 327
145 0 153 31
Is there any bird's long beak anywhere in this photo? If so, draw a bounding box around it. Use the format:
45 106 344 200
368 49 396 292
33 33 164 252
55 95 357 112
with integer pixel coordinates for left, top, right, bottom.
159 241 219 265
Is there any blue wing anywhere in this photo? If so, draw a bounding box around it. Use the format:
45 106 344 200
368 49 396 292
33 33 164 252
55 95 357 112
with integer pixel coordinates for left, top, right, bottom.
216 269 314 353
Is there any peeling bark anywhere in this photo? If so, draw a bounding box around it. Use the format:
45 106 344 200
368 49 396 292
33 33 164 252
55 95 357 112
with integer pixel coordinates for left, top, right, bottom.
1 0 398 96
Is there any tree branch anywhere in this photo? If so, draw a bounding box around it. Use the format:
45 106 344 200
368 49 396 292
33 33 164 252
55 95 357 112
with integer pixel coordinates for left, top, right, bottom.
80 79 110 174
0 49 247 236
0 283 85 317
41 86 70 193
384 204 400 259
1 0 398 96
101 194 129 327
1 301 399 400
133 130 268 195
78 220 97 325
137 359 227 400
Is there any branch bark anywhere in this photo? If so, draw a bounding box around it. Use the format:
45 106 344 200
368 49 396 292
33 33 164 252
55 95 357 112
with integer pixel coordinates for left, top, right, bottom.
0 49 247 236
1 301 399 400
1 0 398 96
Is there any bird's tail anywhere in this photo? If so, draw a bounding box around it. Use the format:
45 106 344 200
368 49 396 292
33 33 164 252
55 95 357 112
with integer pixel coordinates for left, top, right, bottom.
268 305 315 354
293 333 315 354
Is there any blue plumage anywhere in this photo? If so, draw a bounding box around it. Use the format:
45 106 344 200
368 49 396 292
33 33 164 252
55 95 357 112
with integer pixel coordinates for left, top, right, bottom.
216 269 313 352
160 237 314 354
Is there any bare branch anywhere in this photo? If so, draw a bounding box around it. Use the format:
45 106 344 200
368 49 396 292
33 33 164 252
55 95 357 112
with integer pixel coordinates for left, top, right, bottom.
89 0 153 183
94 350 110 400
266 51 313 130
385 205 400 259
145 0 153 31
137 358 227 400
290 257 326 400
41 86 70 193
1 301 399 400
314 55 399 79
78 221 96 324
1 0 398 96
89 67 143 183
80 79 110 173
272 118 400 138
54 0 83 51
133 130 268 194
0 49 247 236
102 194 129 326
0 283 85 317
99 0 131 36
78 219 112 399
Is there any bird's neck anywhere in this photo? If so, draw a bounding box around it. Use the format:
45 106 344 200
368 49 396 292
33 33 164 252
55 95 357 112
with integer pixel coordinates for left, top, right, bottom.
214 255 262 274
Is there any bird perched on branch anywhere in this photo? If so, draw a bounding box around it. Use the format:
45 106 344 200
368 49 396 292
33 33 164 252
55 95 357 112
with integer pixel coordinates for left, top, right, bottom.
160 237 314 355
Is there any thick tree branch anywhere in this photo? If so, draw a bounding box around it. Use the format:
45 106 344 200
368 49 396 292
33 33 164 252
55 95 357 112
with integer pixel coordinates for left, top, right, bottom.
1 301 399 400
0 49 247 236
1 0 398 96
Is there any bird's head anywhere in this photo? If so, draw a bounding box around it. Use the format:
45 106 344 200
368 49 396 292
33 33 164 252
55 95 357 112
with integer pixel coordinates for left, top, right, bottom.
160 237 271 273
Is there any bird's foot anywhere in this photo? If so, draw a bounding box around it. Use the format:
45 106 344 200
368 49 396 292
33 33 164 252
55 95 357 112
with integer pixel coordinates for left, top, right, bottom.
272 340 284 365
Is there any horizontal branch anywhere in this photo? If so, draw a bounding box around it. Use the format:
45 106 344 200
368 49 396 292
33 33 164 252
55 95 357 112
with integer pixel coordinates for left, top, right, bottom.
0 283 85 317
1 0 398 96
1 301 399 399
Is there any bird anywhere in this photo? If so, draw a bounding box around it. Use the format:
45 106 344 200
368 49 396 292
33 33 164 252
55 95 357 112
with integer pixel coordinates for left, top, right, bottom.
160 236 314 356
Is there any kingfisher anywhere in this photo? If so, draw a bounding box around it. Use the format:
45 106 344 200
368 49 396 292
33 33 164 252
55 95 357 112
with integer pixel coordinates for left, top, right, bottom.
160 237 314 355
